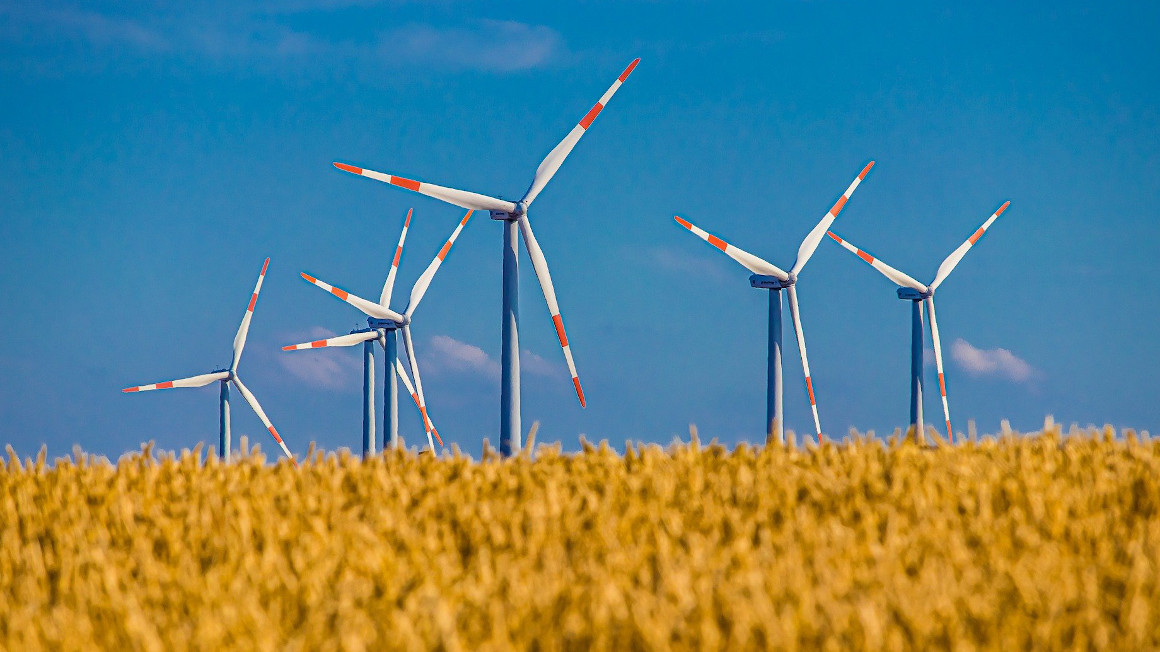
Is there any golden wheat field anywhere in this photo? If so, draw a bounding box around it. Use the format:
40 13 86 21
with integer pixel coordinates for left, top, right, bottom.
2 425 1159 651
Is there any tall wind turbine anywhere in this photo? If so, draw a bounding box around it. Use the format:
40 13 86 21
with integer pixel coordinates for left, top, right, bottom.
285 209 474 454
123 259 295 463
332 58 640 455
674 162 875 444
826 201 1010 444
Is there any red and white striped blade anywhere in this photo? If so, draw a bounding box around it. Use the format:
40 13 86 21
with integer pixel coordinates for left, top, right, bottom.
786 286 822 442
332 162 516 214
517 215 585 407
282 330 378 351
521 58 640 206
123 371 229 393
231 376 295 463
380 208 412 307
400 325 437 452
826 231 928 292
300 273 405 322
231 258 269 372
404 210 474 317
393 357 444 446
930 201 1010 291
791 161 875 276
925 296 954 443
673 216 789 280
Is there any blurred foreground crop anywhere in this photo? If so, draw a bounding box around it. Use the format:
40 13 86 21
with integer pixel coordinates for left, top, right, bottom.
2 426 1159 650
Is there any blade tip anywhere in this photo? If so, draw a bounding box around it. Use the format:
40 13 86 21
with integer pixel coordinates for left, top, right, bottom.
826 230 841 242
333 162 363 175
281 345 294 351
300 272 316 283
619 58 640 81
261 258 270 274
997 200 1011 215
674 215 691 229
860 161 875 179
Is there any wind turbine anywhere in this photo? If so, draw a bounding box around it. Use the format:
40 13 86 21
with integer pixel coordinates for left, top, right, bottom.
285 208 474 454
123 259 295 463
674 162 875 444
332 58 640 456
826 200 1010 444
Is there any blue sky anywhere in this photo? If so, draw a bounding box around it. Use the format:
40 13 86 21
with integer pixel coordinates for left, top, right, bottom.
2 1 1158 458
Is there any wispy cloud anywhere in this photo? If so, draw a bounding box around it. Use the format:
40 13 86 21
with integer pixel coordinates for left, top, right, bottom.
426 335 501 379
276 327 362 390
1 4 563 73
951 338 1037 382
380 20 561 72
519 349 563 378
424 335 562 381
643 244 733 284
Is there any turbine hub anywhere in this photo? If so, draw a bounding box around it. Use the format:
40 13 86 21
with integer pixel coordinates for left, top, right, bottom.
368 317 403 330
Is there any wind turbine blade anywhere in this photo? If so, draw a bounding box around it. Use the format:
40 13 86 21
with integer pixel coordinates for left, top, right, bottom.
123 371 229 392
231 258 270 372
517 215 585 406
231 376 295 463
930 201 1010 291
300 273 405 322
521 58 640 206
400 325 437 452
673 216 789 280
826 231 928 292
791 161 875 276
333 162 516 214
380 208 412 306
786 286 822 442
392 357 444 446
404 210 474 317
282 330 379 351
926 296 953 442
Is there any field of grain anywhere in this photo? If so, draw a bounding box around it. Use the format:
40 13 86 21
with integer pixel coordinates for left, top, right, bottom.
2 425 1158 650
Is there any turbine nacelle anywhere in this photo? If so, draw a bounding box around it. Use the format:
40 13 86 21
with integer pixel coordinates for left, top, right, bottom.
368 317 406 329
749 274 795 289
490 208 521 221
897 287 933 301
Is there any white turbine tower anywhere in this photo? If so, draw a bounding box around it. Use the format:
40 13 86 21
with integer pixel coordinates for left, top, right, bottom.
332 58 640 455
674 162 874 443
285 208 474 454
123 259 295 463
826 201 1010 444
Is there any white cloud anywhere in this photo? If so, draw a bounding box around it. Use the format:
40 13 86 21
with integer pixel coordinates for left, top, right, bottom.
380 20 561 72
426 335 501 379
2 5 563 73
951 338 1036 382
519 349 563 377
276 327 362 390
644 244 732 283
423 335 562 380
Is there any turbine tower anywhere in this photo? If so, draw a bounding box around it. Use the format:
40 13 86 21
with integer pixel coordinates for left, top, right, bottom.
674 162 875 443
285 208 473 454
123 259 295 463
826 201 1010 444
332 58 639 455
